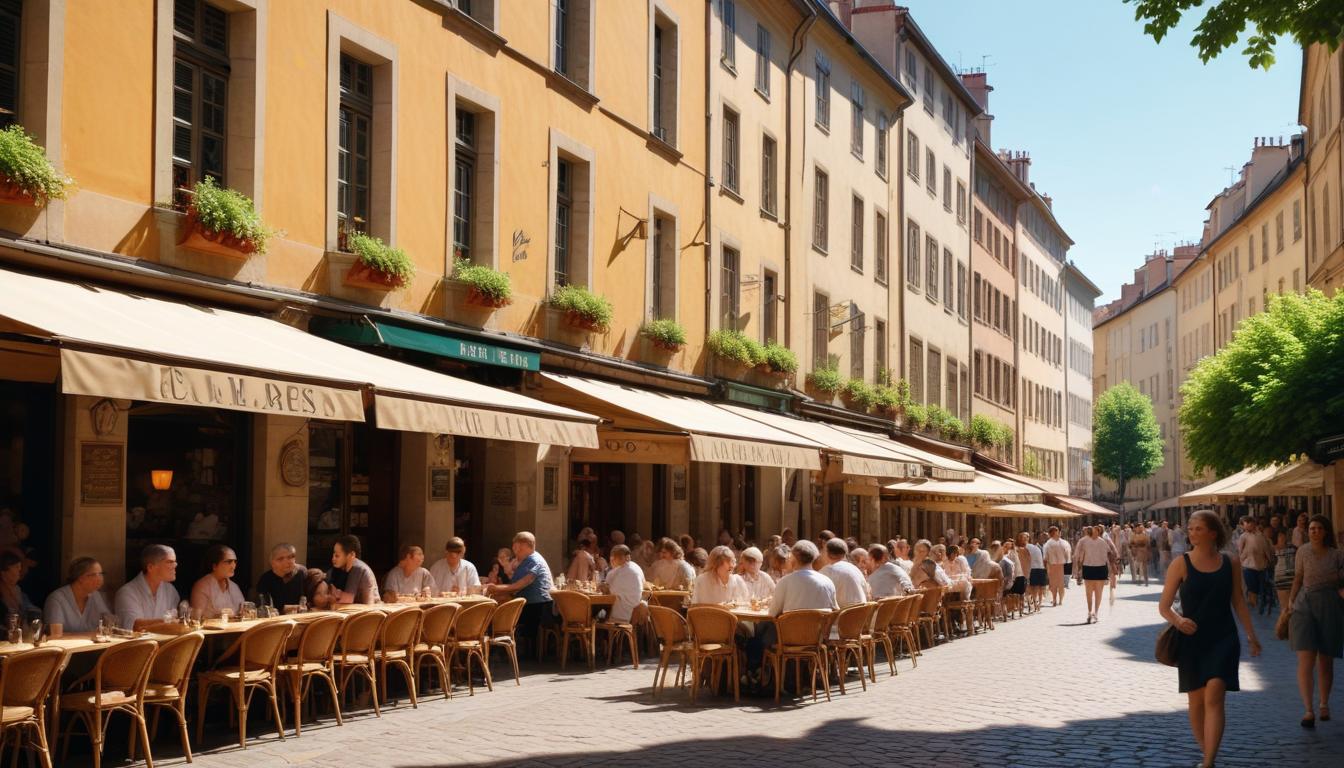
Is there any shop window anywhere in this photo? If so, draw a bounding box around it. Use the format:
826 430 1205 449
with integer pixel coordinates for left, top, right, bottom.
308 422 398 576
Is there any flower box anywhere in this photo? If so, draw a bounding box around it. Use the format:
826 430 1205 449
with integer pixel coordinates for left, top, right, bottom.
179 207 260 260
0 176 34 207
465 285 512 309
564 309 608 333
344 259 406 291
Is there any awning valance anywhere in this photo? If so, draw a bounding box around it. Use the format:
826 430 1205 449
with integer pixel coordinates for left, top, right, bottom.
884 472 1043 504
1244 462 1326 496
0 268 599 447
1055 495 1120 517
992 468 1068 496
716 404 923 479
987 503 1080 519
1145 497 1182 512
540 373 823 470
834 426 977 481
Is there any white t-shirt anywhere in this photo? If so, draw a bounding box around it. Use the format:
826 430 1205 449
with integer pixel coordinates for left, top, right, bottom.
604 561 645 623
1075 536 1112 567
692 572 749 605
383 566 435 595
867 561 913 598
1026 543 1045 570
114 573 181 629
820 560 870 607
740 570 775 601
769 568 838 617
190 575 245 619
429 558 480 593
1043 538 1072 566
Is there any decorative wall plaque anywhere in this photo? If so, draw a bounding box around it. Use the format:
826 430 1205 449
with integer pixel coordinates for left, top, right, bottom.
80 443 124 505
429 467 453 501
541 465 559 509
279 437 307 487
89 398 118 436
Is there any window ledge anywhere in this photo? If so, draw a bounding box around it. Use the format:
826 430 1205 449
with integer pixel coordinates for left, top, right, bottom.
876 170 888 182
850 264 864 276
545 69 600 108
925 294 938 305
434 3 508 50
815 121 830 135
851 148 864 163
754 87 770 103
875 277 888 288
646 134 683 162
719 186 744 204
812 244 828 256
760 208 778 222
721 59 737 76
906 281 921 292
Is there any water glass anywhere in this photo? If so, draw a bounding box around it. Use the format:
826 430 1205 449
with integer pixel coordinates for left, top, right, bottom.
219 608 232 623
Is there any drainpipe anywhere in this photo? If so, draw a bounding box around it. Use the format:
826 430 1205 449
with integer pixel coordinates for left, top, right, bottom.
704 1 715 349
783 2 818 351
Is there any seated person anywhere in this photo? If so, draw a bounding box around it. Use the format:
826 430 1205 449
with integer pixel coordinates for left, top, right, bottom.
254 543 306 610
686 547 709 575
484 547 515 585
44 557 112 633
908 539 951 590
115 544 181 630
0 552 38 626
744 541 838 678
647 538 696 590
566 535 603 583
383 544 435 598
866 544 914 598
429 537 480 594
819 538 870 607
329 535 378 605
190 544 246 618
692 546 749 605
484 532 554 641
603 544 645 624
940 544 974 600
737 546 775 601
304 568 334 610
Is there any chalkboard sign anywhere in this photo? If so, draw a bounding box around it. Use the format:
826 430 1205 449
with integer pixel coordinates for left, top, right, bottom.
429 467 453 501
80 443 124 505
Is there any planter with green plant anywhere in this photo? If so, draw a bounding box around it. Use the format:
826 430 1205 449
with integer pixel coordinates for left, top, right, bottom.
873 379 911 418
640 318 687 352
707 329 765 377
840 379 877 411
549 284 614 332
806 365 844 396
0 125 70 207
758 343 798 377
179 177 269 259
902 402 928 432
451 257 513 308
343 232 414 290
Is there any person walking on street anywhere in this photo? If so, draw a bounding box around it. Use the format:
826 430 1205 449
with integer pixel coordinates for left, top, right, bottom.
1131 523 1151 586
1286 514 1344 728
1075 526 1112 624
1271 529 1296 617
1155 521 1172 581
1159 510 1261 768
1043 526 1071 607
1235 517 1271 611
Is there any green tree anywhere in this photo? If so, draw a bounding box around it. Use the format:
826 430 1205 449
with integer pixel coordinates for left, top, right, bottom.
1180 290 1344 475
1124 0 1344 69
1094 382 1165 502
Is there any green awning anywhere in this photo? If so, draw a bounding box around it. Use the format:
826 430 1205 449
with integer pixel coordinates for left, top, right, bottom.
312 319 540 371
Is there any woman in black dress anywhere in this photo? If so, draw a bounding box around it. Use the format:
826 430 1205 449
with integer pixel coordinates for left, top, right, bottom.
1159 510 1261 768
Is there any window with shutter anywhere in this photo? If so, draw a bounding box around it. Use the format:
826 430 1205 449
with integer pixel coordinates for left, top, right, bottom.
171 0 230 209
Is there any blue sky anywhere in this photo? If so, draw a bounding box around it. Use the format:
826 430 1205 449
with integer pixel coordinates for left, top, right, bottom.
907 1 1302 303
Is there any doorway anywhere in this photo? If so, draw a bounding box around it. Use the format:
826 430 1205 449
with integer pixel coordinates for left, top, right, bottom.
569 462 627 542
307 422 399 575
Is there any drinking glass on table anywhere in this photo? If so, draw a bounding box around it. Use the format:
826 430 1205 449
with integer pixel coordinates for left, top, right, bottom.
219 608 232 623
240 602 257 621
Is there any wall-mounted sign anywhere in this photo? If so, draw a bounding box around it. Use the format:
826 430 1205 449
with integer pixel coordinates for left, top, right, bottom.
80 442 124 505
489 482 516 509
512 229 530 262
671 465 687 502
440 338 540 371
279 437 307 487
429 468 453 501
89 398 119 436
542 465 559 509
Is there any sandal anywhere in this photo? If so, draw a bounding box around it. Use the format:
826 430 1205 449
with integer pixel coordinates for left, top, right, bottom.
1320 706 1331 722
1301 713 1316 729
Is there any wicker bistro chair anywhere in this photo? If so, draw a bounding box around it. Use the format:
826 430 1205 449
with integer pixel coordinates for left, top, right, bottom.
196 620 294 750
277 614 344 735
595 605 641 670
374 608 423 709
685 606 740 704
334 610 386 717
447 600 496 696
133 631 204 763
762 609 832 704
943 587 977 639
487 598 526 685
0 646 66 768
551 591 598 671
866 597 903 679
414 602 462 699
647 605 692 697
971 579 1001 633
59 637 158 768
915 587 947 647
890 594 922 666
825 603 876 694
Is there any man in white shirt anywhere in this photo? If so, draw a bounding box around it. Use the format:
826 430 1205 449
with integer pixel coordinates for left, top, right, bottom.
968 539 998 580
115 544 181 630
603 545 644 624
866 544 913 598
741 540 836 689
1025 535 1046 612
819 538 870 607
429 537 480 594
1042 526 1072 608
383 544 435 598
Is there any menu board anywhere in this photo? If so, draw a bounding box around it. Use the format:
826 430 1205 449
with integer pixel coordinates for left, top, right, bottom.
429 467 453 501
80 443 124 505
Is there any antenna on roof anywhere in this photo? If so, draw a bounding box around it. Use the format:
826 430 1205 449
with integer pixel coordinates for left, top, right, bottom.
980 54 994 71
1222 165 1236 185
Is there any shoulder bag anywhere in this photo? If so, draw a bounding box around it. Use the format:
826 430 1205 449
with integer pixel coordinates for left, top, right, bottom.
1155 553 1216 667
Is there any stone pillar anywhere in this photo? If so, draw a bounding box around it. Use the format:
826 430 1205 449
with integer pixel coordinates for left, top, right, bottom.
62 395 130 589
630 463 652 539
398 432 454 554
249 415 309 569
757 466 784 542
481 440 569 569
861 493 880 543
668 463 690 536
693 462 719 545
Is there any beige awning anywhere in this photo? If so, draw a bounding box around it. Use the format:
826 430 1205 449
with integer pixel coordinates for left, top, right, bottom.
1054 495 1120 517
0 267 599 447
1244 462 1326 496
884 472 1043 504
1179 465 1282 504
540 373 824 470
988 503 1081 519
833 426 977 481
1145 496 1182 512
716 404 923 479
992 468 1069 496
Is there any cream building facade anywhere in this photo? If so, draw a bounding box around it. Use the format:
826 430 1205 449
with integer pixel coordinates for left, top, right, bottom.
1302 43 1343 296
1063 263 1100 498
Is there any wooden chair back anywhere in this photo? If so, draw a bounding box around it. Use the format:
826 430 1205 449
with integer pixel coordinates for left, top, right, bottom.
379 608 423 653
292 614 343 665
338 610 386 656
896 594 920 625
552 591 593 627
418 602 461 647
453 600 496 642
871 597 901 632
685 606 735 646
148 631 205 691
0 646 65 709
918 586 945 616
648 605 688 646
648 591 687 609
490 598 526 636
94 638 159 695
971 578 999 601
833 603 873 640
239 620 296 671
773 609 829 647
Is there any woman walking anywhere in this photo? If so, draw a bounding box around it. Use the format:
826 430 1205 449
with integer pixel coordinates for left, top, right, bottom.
1287 514 1344 728
1074 526 1111 623
1159 510 1261 768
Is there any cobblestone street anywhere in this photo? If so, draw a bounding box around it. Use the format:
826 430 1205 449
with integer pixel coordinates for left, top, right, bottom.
64 582 1341 768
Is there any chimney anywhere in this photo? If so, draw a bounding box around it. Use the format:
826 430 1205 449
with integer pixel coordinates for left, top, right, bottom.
999 150 1031 186
960 72 994 144
828 1 854 27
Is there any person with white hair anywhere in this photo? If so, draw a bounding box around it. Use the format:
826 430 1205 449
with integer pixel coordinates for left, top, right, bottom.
866 544 913 598
820 538 870 607
737 546 775 601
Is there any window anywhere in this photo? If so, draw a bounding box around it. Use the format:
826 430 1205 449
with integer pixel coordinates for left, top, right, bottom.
554 0 571 74
850 196 864 272
974 351 983 395
928 348 942 406
906 133 919 181
721 246 740 330
926 149 935 194
903 51 916 88
874 319 886 382
813 292 830 369
553 0 592 88
850 81 865 158
172 0 230 208
760 134 777 216
813 168 829 251
942 166 952 210
956 181 966 223
453 0 496 29
452 109 477 261
850 306 865 379
909 338 924 402
925 235 938 300
814 52 830 129
875 211 888 283
554 158 574 286
722 108 740 194
946 358 958 421
754 23 770 95
0 0 19 129
1293 200 1302 241
721 0 736 69
942 248 953 309
876 114 888 177
762 271 778 344
921 62 932 113
338 54 373 239
956 260 967 320
1248 235 1255 271
1274 214 1283 254
650 213 676 319
651 14 679 145
906 220 921 289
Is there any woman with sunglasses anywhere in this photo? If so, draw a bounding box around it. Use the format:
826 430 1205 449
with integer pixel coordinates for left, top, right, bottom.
190 543 245 618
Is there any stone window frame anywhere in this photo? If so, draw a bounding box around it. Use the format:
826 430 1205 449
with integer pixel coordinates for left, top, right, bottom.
547 128 596 292
647 0 679 147
446 74 500 271
551 0 596 92
646 192 679 322
716 230 743 332
11 0 63 235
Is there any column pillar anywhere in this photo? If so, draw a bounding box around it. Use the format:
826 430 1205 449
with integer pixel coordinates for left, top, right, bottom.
62 395 129 588
249 415 309 568
757 466 784 542
397 432 454 554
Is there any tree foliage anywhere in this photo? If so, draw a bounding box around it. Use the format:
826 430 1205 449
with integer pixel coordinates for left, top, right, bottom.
1124 0 1344 69
1094 382 1165 501
1180 290 1344 476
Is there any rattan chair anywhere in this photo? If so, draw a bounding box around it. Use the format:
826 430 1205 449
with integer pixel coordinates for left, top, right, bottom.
487 598 526 685
334 610 386 717
135 631 204 762
0 646 66 768
915 587 947 647
551 591 597 671
278 614 344 735
414 602 462 698
685 606 739 703
595 603 640 670
196 620 294 749
374 608 423 709
446 600 496 695
762 609 831 704
866 597 902 678
647 605 692 697
890 594 921 666
943 587 976 639
59 637 157 768
971 579 1001 633
826 603 876 694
